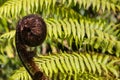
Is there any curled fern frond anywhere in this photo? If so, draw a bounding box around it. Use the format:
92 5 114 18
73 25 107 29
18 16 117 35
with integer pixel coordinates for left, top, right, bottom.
15 14 48 79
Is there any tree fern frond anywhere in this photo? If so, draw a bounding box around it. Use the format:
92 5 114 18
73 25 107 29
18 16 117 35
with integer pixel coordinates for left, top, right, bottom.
11 52 120 80
0 0 81 19
0 0 58 18
45 18 120 57
0 0 8 6
35 52 120 79
46 18 119 40
62 0 120 13
87 37 120 56
9 67 32 80
1 18 120 57
0 0 119 79
0 18 9 33
0 30 15 40
0 0 120 18
0 30 15 57
77 0 120 13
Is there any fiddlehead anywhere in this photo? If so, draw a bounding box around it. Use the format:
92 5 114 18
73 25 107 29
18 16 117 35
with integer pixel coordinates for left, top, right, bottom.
15 14 48 80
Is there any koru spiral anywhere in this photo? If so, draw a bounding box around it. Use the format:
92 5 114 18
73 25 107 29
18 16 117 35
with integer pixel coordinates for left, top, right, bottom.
15 14 48 80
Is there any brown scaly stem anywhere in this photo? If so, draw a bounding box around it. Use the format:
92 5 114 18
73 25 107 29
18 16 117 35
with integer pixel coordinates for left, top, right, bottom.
15 14 48 80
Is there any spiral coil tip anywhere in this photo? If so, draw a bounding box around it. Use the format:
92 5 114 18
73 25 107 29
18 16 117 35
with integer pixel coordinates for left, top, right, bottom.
17 14 47 47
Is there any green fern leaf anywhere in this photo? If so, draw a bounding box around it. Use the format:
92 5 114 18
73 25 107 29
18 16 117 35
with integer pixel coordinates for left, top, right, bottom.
11 52 120 80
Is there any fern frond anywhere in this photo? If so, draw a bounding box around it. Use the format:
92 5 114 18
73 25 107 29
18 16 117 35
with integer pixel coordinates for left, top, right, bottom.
45 18 120 57
0 18 9 33
0 30 15 40
0 0 57 18
35 52 120 79
11 52 120 80
46 18 119 39
9 67 32 80
76 0 120 13
0 0 120 18
0 30 15 57
1 18 120 57
0 0 81 19
60 0 120 13
0 0 8 6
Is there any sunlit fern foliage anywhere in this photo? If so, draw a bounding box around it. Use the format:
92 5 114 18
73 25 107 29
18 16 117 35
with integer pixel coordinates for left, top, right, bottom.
0 18 9 33
0 0 120 18
10 52 120 80
1 18 120 57
0 0 120 80
0 30 15 57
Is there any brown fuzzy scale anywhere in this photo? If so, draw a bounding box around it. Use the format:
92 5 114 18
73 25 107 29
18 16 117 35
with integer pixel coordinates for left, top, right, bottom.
15 14 48 80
